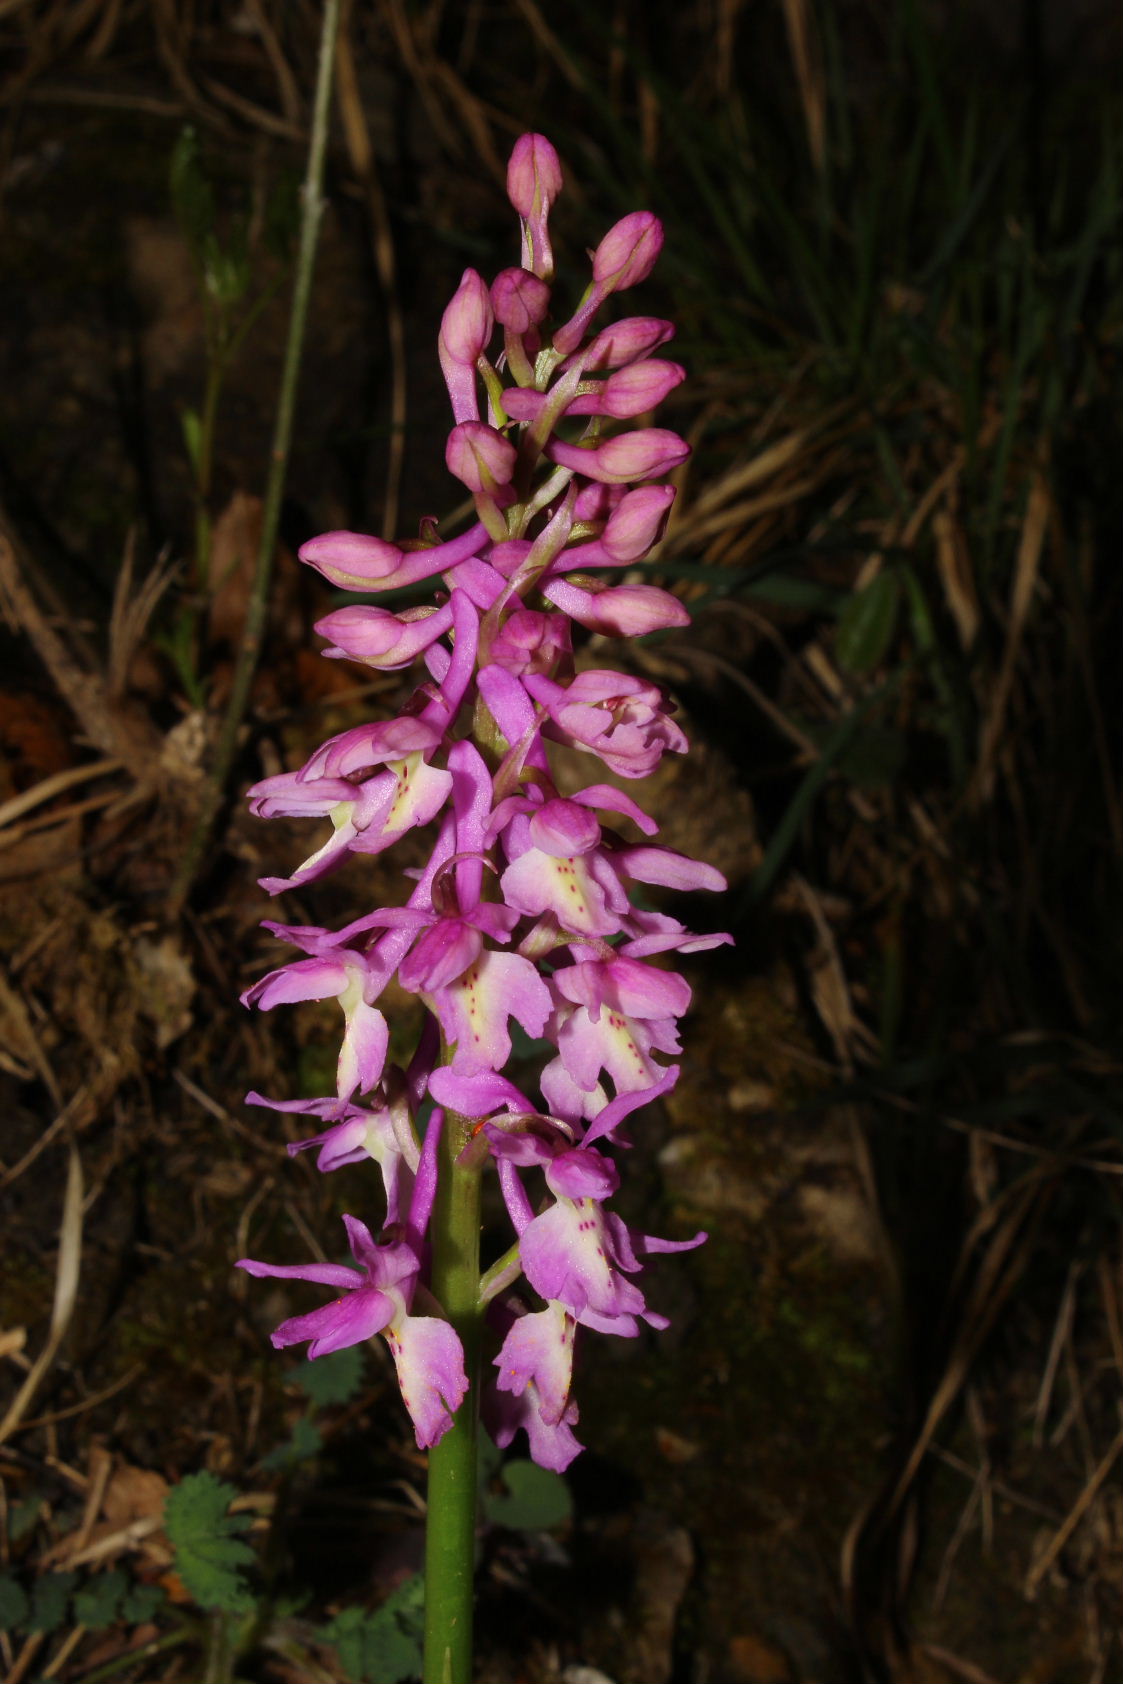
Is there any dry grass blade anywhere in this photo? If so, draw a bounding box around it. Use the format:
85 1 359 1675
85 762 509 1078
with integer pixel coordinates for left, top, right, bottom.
781 0 826 172
1024 1423 1123 1599
683 419 839 519
973 464 1051 804
886 1177 1048 1519
40 1624 85 1678
0 519 162 780
15 1362 142 1434
0 1089 93 1190
244 0 302 124
0 1142 83 1445
934 505 980 649
918 1644 1002 1684
1032 1260 1080 1446
0 967 63 1107
106 539 178 700
0 758 123 831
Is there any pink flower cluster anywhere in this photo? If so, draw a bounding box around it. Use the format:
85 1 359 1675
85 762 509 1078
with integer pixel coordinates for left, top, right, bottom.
238 135 729 1471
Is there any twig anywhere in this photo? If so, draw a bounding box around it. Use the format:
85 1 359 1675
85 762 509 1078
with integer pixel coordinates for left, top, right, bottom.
0 1144 83 1444
1024 1424 1123 1599
169 0 344 914
0 758 123 830
1032 1261 1080 1445
0 1088 92 1190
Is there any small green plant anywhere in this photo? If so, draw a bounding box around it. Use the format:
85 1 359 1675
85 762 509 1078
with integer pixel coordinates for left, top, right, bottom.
164 1471 258 1615
162 123 298 705
321 1576 426 1684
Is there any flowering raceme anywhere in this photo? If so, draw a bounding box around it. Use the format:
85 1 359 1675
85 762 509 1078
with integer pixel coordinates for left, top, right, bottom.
238 135 730 1472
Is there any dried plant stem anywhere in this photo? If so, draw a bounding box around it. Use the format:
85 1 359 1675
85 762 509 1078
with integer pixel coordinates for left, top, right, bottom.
169 0 343 915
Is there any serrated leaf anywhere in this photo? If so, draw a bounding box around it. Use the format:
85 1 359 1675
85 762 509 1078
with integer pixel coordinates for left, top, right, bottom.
163 1472 256 1614
836 571 900 674
27 1572 76 1634
482 1460 572 1531
121 1583 165 1624
0 1573 29 1631
290 1344 365 1407
323 1575 424 1684
72 1569 127 1629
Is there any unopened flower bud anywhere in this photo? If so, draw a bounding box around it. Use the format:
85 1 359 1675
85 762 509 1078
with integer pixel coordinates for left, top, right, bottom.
562 484 676 568
573 483 625 523
489 608 571 676
582 317 676 370
446 421 518 494
439 269 493 423
299 530 404 589
552 217 666 357
491 267 551 332
546 428 689 486
543 579 690 637
568 359 686 419
299 523 489 593
507 134 564 280
592 211 664 292
314 602 454 669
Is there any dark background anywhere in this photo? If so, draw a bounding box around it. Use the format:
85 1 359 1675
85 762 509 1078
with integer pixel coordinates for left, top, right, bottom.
0 3 1120 1682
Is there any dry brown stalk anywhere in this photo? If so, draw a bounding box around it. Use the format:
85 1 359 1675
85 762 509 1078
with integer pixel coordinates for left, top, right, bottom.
973 463 1051 805
1024 1424 1123 1600
0 758 124 832
1033 1260 1081 1446
781 0 826 172
0 1142 83 1445
0 520 164 783
886 1176 1050 1520
244 0 302 123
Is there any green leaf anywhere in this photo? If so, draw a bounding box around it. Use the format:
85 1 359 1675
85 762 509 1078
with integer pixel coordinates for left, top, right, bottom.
8 1497 43 1543
72 1569 127 1630
482 1460 573 1531
202 232 251 309
0 1573 29 1632
120 1583 165 1625
163 1472 256 1614
323 1575 425 1683
169 126 215 257
261 1416 323 1471
289 1344 365 1407
180 408 202 476
836 572 900 674
27 1572 76 1634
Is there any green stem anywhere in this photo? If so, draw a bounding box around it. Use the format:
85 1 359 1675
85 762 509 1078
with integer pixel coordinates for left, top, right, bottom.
194 353 224 591
423 1108 483 1684
168 0 343 916
64 1625 195 1684
202 1610 234 1684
